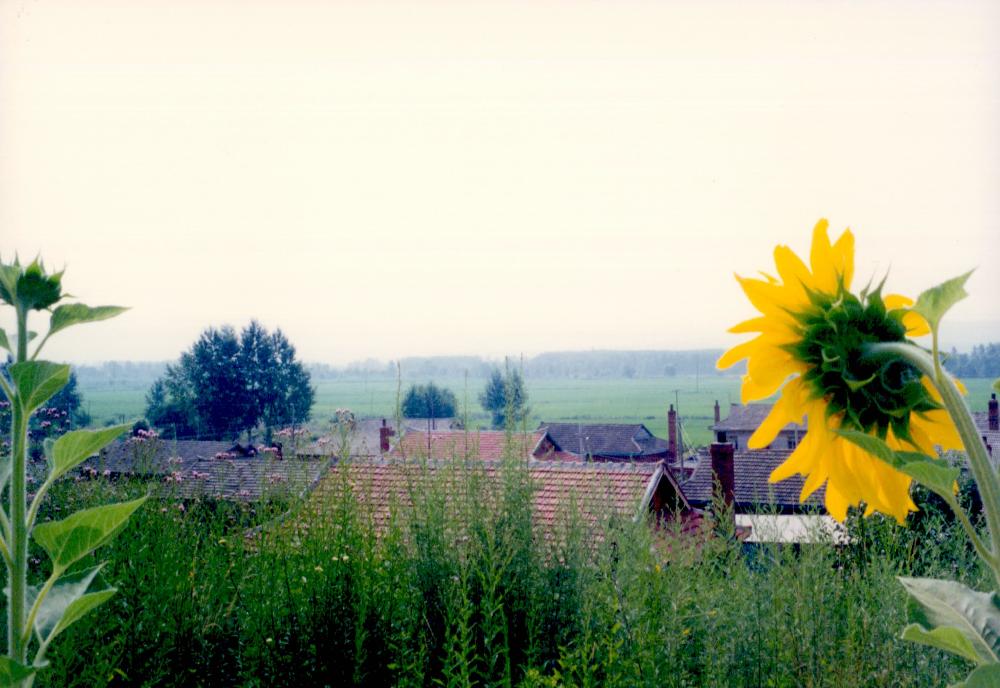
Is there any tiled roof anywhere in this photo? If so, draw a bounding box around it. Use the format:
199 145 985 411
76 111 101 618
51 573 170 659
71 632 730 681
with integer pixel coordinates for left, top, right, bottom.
85 439 234 475
712 404 805 433
391 430 544 461
297 418 389 458
537 422 669 458
81 437 328 501
311 459 664 535
153 458 327 501
684 448 825 512
974 411 999 435
983 431 1000 463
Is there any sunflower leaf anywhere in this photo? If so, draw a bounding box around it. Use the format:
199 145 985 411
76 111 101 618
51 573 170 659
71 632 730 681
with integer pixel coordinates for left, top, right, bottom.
951 663 1000 688
898 576 1000 665
834 430 894 463
894 451 960 497
912 271 974 336
0 327 9 353
48 304 128 339
901 623 982 665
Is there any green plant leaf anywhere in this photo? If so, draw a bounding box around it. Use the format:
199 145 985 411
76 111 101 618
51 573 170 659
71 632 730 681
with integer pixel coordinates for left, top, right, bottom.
899 576 1000 665
29 564 116 645
835 430 894 463
48 425 130 482
0 656 39 684
48 304 127 339
901 623 982 664
894 451 961 497
835 431 958 496
32 497 147 571
951 663 1000 688
9 361 70 415
912 271 973 335
0 327 9 354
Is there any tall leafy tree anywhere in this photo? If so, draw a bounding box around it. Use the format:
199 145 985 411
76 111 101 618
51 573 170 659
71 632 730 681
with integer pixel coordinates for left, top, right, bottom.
402 382 458 419
479 365 529 429
144 321 314 441
261 328 314 440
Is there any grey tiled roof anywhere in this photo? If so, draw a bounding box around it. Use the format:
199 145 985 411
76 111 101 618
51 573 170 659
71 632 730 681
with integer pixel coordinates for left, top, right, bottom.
712 404 805 433
80 437 326 501
684 448 825 512
298 418 390 458
85 439 234 476
538 422 668 458
155 458 327 501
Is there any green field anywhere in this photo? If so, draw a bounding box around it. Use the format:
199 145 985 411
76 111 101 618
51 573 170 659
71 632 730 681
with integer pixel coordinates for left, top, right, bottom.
78 375 998 449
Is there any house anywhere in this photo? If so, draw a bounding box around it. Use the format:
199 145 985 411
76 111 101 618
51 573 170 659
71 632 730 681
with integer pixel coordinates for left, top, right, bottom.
683 446 825 514
535 422 670 462
309 456 701 540
710 402 805 451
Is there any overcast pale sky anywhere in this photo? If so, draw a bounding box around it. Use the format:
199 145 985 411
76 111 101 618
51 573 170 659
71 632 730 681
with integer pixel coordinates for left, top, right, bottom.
2 0 998 364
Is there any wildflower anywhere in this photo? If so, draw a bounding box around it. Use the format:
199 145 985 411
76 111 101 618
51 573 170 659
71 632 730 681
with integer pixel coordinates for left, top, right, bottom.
718 220 962 522
314 565 323 573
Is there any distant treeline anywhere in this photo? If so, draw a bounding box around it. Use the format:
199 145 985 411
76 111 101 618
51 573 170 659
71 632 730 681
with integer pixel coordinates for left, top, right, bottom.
308 349 731 380
75 361 168 389
945 343 1000 378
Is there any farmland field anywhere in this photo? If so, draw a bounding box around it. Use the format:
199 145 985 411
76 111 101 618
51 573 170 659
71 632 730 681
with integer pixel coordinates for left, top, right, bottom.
77 375 998 449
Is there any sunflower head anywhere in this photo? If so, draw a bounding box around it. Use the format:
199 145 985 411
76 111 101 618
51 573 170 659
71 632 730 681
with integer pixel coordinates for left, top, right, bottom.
719 219 961 523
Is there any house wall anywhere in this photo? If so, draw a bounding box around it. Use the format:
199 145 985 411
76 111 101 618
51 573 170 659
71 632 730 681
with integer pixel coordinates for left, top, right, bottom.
715 429 802 451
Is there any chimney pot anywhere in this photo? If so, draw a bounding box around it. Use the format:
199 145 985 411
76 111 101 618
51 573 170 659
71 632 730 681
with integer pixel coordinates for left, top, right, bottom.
667 405 678 459
989 393 998 432
714 400 721 425
379 421 396 453
709 442 736 513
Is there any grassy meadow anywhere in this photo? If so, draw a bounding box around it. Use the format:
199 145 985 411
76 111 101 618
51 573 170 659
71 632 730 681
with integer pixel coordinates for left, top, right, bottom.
79 375 998 449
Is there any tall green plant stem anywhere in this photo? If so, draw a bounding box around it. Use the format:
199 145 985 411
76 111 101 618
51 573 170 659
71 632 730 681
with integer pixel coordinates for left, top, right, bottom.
873 341 1000 588
8 306 29 664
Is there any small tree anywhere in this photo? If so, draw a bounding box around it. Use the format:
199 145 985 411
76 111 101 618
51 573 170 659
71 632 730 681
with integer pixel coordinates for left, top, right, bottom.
402 382 458 421
479 365 529 429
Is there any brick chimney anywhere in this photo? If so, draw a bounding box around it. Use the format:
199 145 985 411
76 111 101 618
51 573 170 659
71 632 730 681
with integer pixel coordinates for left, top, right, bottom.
379 418 396 454
710 442 736 511
667 405 677 459
714 400 721 425
989 393 999 432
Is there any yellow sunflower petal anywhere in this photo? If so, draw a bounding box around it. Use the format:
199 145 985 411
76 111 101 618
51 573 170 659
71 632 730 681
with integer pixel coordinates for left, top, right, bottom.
831 228 855 290
717 337 763 370
749 378 806 448
735 275 800 319
884 294 930 337
809 219 838 294
824 481 851 522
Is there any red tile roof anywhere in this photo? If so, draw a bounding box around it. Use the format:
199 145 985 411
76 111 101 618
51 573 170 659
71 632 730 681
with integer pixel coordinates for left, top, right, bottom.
310 459 665 537
392 430 544 461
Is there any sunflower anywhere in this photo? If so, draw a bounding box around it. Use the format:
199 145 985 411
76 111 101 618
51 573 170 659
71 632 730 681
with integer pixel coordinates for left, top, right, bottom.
718 219 963 523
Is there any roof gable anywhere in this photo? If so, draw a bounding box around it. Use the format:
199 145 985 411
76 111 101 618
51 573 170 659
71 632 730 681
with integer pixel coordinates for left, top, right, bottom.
538 422 668 458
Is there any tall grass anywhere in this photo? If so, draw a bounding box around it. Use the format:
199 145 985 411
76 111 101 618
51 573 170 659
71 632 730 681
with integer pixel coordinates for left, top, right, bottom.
1 457 981 687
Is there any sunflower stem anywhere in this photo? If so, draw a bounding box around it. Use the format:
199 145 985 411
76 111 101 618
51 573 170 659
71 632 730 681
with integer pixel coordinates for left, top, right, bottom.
872 341 1000 588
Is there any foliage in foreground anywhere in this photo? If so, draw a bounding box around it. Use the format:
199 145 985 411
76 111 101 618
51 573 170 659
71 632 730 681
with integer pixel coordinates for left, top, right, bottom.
1 460 984 688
